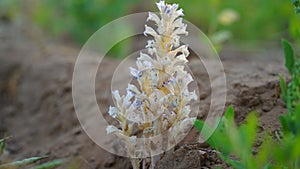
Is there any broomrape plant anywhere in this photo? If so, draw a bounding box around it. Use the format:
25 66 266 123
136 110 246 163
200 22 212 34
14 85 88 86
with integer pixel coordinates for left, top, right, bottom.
106 1 197 169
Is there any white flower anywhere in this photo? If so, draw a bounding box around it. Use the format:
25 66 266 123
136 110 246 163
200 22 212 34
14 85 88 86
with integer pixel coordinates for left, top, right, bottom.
176 8 184 17
138 52 154 63
149 69 159 85
127 84 140 94
106 2 197 165
136 60 143 70
124 90 134 108
170 35 180 47
181 105 191 116
129 67 142 79
147 12 161 25
189 90 197 101
179 118 195 132
156 1 166 12
175 54 188 63
172 4 179 11
143 61 152 67
112 90 121 102
173 18 185 29
108 106 118 118
144 25 158 38
184 73 193 84
171 24 188 37
145 40 157 55
106 125 119 134
133 99 143 107
129 136 137 144
143 127 155 134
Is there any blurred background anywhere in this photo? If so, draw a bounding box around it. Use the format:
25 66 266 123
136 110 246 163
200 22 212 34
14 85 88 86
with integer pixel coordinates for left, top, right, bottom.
0 1 299 168
0 0 299 57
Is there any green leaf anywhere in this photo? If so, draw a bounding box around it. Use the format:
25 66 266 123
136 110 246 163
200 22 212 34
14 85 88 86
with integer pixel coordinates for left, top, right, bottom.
295 7 300 14
263 163 271 169
0 136 10 143
194 119 217 147
229 160 246 169
294 103 300 134
194 119 205 132
292 0 299 6
255 135 275 168
279 115 289 134
279 74 287 102
281 39 295 74
240 113 258 152
225 105 235 121
0 141 4 155
0 136 10 154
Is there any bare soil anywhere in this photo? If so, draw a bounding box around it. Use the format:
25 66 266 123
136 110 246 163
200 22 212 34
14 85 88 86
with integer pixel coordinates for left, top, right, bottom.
0 21 289 169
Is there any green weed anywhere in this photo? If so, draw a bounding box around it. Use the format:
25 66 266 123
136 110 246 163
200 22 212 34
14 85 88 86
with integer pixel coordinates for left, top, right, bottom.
194 30 300 169
0 136 10 155
0 137 64 169
293 0 300 14
279 39 300 137
0 156 48 169
29 159 64 169
194 2 300 168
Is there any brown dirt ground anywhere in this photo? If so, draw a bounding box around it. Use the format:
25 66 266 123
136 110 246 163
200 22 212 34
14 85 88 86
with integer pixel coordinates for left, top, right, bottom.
0 20 289 169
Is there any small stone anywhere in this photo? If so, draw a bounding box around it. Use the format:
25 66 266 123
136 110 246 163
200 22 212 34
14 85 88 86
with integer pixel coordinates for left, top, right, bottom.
103 155 115 167
89 157 95 163
73 129 82 136
262 103 273 112
199 92 208 100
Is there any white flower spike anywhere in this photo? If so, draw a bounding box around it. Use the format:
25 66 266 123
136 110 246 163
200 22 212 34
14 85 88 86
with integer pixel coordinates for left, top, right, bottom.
106 1 197 169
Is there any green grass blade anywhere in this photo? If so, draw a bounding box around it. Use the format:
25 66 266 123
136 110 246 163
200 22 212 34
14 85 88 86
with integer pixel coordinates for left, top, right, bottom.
281 39 295 74
0 156 48 169
294 103 300 134
279 74 287 102
224 105 234 121
0 141 4 155
279 115 289 134
194 119 205 132
30 159 64 169
0 136 10 143
0 136 10 154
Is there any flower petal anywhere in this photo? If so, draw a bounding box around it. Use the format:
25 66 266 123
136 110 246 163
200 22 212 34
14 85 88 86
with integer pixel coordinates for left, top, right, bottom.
172 24 188 36
147 12 161 25
144 25 158 38
129 67 142 79
156 0 166 12
108 106 118 118
106 125 120 134
127 84 140 94
139 52 153 63
112 90 121 102
179 118 194 132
